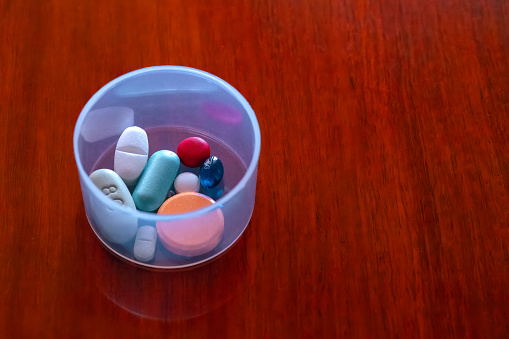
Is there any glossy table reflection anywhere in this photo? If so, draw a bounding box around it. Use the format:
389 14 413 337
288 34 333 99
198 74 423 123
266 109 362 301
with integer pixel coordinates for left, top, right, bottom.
1 0 508 337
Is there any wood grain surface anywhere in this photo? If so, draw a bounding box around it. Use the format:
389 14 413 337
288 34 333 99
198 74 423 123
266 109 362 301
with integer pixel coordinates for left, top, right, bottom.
1 0 508 337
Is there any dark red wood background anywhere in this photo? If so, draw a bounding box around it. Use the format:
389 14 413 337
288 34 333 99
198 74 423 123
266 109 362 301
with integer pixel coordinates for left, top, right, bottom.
1 0 508 337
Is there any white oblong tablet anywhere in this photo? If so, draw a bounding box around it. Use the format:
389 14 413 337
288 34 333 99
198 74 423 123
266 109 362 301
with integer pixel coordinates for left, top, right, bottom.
89 169 135 209
114 152 148 186
91 202 138 245
174 172 200 193
114 126 149 186
134 226 157 262
89 169 137 244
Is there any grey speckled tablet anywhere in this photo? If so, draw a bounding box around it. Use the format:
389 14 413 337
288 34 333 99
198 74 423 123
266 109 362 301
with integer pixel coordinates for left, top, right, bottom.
134 226 157 262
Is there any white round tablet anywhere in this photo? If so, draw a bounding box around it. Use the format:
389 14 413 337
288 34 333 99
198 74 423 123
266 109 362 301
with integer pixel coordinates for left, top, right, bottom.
174 172 200 193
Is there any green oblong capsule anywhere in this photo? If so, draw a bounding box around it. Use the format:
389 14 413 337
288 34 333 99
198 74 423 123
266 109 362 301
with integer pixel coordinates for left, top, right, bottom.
133 150 180 212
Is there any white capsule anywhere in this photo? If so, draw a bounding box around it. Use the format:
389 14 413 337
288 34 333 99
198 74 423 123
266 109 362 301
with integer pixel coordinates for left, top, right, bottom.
114 126 149 187
134 226 157 262
174 172 200 194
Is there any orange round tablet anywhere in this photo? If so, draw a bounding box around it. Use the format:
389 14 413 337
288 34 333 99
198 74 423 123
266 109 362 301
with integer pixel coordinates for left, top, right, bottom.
158 192 214 215
156 192 224 257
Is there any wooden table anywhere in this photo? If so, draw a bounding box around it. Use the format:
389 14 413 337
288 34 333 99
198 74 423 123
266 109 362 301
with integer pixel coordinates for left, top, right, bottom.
1 0 508 337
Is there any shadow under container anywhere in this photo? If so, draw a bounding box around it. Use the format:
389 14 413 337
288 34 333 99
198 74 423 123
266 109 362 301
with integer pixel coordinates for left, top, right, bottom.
73 66 261 269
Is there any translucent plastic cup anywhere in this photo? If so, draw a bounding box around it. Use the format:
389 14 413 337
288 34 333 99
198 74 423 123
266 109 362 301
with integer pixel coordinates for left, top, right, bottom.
73 66 261 269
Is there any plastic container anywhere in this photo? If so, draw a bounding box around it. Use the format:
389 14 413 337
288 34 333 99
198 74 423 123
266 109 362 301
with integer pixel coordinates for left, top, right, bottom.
73 66 261 269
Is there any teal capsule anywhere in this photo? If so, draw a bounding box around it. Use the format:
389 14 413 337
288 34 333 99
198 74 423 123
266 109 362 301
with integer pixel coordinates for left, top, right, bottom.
132 150 180 212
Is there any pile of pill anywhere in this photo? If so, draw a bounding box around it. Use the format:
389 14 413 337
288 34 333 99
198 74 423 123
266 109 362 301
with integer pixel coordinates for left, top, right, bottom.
89 126 225 263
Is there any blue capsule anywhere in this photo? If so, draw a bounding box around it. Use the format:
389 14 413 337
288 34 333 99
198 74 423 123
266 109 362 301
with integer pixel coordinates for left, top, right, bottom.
199 156 224 189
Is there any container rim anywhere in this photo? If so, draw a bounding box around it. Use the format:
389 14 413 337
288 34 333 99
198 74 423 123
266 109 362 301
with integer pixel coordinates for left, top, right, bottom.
73 65 261 222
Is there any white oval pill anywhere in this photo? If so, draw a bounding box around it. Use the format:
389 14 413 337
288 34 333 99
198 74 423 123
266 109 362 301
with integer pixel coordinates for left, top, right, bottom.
114 126 149 186
174 172 200 193
89 169 137 244
134 226 157 262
